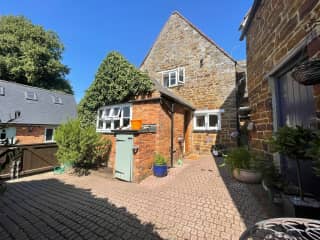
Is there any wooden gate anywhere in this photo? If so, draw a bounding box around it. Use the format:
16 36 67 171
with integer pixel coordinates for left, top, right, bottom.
0 143 58 178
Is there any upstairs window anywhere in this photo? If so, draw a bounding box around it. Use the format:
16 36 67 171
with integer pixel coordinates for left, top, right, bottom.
162 67 185 87
52 96 62 104
25 91 37 101
96 104 132 132
193 109 224 131
0 86 5 96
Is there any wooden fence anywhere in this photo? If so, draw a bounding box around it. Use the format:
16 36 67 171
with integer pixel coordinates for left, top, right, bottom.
0 143 58 179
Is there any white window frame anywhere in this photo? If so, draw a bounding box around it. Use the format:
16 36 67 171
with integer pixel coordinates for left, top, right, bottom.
44 128 55 143
193 109 224 131
25 91 38 101
52 96 62 104
0 86 5 96
96 103 132 133
161 67 185 88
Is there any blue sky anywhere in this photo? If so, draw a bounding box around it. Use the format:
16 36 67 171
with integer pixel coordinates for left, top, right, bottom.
1 0 253 102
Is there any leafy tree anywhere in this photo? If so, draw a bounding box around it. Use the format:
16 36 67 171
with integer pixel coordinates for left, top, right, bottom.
78 51 153 126
54 119 111 173
0 16 73 94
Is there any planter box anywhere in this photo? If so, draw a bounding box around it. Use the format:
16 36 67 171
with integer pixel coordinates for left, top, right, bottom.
232 168 262 184
282 194 320 219
153 165 168 177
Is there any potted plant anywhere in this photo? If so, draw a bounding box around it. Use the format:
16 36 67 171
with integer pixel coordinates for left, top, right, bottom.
270 125 320 218
153 153 168 177
223 147 262 184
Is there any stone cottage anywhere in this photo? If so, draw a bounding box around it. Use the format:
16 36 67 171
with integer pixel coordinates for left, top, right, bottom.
0 80 77 145
98 11 244 182
141 11 240 153
240 0 320 195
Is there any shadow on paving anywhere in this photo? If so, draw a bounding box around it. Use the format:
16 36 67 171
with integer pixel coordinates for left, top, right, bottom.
0 178 163 240
214 156 281 228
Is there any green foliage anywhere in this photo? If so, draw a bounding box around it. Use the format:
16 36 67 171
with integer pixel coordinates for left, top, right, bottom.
154 153 167 166
54 119 111 170
0 16 72 94
78 51 153 126
307 131 320 176
270 126 315 160
223 147 251 170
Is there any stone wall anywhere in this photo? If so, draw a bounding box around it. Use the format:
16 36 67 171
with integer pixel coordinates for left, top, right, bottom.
245 0 320 154
140 12 238 151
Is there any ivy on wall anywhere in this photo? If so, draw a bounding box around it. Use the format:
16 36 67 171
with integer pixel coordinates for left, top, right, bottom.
78 51 153 126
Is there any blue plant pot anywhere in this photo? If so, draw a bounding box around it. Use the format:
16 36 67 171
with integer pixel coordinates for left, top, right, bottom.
153 165 168 177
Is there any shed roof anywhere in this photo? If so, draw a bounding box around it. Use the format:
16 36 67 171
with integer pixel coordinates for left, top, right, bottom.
0 80 77 125
152 79 195 110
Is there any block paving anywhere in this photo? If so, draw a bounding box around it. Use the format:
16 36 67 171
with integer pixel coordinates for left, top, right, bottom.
0 155 270 239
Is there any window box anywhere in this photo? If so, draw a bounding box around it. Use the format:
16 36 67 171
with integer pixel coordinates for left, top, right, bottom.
193 109 224 131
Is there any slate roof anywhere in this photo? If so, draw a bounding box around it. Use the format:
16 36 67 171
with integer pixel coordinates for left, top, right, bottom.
0 80 77 125
152 79 195 110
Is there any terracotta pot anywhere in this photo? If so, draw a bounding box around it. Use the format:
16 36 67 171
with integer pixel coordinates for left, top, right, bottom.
232 168 262 184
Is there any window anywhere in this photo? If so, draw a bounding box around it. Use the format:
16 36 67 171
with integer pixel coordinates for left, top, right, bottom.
96 104 132 132
193 109 224 131
25 91 37 101
0 86 5 96
52 96 62 104
45 128 55 142
162 67 185 87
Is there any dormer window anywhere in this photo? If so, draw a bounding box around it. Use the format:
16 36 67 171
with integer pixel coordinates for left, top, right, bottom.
162 67 185 87
25 91 37 101
0 86 4 96
52 96 62 104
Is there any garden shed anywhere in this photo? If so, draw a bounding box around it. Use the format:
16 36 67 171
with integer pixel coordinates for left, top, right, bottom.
97 80 195 182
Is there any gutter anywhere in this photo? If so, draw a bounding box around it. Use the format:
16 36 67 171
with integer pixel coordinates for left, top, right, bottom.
240 0 261 41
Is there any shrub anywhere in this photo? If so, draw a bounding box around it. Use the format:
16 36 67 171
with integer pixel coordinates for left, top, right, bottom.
224 147 251 171
54 119 111 171
154 153 167 166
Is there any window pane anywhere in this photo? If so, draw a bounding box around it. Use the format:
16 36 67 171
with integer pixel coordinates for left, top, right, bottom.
114 120 120 129
112 108 120 117
98 120 103 129
98 110 103 118
170 72 177 86
0 129 6 139
179 69 184 83
196 116 205 127
105 120 111 129
123 118 130 128
209 114 218 128
105 109 111 117
123 106 130 117
45 129 54 141
163 73 169 87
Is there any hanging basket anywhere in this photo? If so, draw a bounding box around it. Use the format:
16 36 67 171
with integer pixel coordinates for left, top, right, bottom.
291 59 320 85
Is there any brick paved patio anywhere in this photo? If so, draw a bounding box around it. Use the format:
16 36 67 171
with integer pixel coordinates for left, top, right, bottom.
0 155 271 240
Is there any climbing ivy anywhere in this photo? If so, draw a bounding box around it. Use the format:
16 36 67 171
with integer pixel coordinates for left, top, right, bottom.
78 51 153 126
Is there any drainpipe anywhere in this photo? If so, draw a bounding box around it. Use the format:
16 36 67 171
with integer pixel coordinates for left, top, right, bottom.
170 103 175 168
160 98 175 168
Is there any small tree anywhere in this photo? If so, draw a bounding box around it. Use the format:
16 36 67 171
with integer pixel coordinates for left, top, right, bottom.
270 126 316 200
54 119 111 173
78 51 153 126
0 16 72 94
